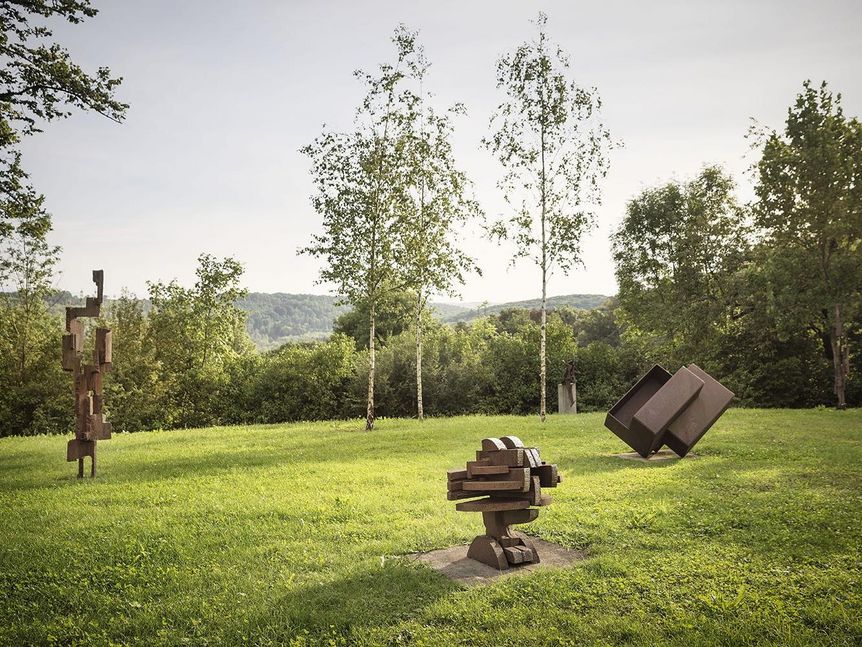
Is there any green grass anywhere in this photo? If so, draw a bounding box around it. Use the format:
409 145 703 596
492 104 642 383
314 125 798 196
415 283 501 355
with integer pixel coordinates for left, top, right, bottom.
1 409 860 646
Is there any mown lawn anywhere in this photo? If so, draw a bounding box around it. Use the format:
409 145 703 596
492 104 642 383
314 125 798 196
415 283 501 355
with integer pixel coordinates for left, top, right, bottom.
0 409 860 646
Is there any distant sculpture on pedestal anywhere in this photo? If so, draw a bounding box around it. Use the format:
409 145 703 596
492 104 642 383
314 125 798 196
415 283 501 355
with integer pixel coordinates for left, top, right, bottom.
558 359 577 414
62 270 113 478
447 436 561 570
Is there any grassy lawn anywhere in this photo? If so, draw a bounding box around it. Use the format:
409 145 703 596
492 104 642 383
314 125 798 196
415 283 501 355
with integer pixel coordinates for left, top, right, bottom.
0 409 860 646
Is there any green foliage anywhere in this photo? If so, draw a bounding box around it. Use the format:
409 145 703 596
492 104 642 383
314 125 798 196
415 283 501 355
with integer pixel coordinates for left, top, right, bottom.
613 166 750 364
145 254 253 429
301 25 431 428
0 0 127 150
751 80 862 407
300 25 423 308
0 410 859 644
396 40 482 419
0 154 66 436
397 45 480 306
102 292 164 433
0 0 126 437
443 293 609 323
148 254 250 373
611 84 861 409
238 292 348 348
484 12 613 275
225 334 357 424
0 301 67 435
332 288 413 349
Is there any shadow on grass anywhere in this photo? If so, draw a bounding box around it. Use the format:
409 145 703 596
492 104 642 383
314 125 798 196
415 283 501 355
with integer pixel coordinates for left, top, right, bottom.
2 432 413 490
247 561 456 642
554 453 692 478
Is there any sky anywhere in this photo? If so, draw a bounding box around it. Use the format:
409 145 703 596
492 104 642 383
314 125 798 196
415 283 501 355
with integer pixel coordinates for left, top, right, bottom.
18 0 862 303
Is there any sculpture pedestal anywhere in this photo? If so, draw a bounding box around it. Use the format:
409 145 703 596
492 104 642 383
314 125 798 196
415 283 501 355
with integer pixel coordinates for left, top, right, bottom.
467 510 541 570
467 531 539 570
557 383 577 414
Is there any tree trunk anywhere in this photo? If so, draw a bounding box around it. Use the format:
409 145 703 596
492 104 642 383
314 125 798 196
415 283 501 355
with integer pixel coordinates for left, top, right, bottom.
540 265 547 422
539 123 547 423
415 293 424 420
366 300 376 430
830 302 848 410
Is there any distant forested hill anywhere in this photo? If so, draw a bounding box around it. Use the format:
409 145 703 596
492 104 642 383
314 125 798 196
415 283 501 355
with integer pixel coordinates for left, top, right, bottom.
42 291 608 350
238 293 476 349
237 293 347 348
443 294 610 322
237 293 608 347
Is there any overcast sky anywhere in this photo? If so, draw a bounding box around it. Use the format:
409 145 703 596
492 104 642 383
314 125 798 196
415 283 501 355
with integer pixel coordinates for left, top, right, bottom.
19 0 862 303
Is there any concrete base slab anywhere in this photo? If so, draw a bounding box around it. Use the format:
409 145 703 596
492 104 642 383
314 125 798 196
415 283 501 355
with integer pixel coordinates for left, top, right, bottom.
411 537 587 586
611 449 698 462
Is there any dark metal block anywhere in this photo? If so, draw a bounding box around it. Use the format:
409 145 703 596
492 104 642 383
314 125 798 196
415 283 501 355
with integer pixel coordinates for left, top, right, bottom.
605 365 672 457
630 366 703 455
663 364 734 457
66 438 95 461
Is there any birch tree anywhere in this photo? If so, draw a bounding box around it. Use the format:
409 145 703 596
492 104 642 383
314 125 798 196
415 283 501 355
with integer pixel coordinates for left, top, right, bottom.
484 13 613 421
302 26 421 430
400 48 481 420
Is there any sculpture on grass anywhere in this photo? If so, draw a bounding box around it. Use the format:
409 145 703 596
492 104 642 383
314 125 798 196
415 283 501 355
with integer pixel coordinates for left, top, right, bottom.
62 270 112 477
558 359 577 414
448 436 561 570
604 364 733 458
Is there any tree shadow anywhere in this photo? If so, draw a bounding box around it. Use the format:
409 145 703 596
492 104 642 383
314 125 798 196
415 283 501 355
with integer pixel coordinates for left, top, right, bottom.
0 429 390 491
554 452 690 478
245 559 457 642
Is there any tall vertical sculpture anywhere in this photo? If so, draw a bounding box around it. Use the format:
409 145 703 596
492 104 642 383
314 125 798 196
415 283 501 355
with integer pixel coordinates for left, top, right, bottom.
62 270 112 478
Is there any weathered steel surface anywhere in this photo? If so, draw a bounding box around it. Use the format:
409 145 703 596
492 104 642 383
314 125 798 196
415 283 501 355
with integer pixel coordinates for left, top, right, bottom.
604 363 734 459
663 364 735 457
449 437 561 570
62 270 113 478
559 360 578 414
630 366 703 457
605 365 672 457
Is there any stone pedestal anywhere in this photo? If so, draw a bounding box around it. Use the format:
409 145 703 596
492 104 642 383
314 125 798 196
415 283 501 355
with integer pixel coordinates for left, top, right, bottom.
557 383 577 414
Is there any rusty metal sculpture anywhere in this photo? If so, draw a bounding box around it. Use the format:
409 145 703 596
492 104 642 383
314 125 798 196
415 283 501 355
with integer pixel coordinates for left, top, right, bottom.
605 364 733 458
62 270 112 478
558 359 577 414
447 436 561 570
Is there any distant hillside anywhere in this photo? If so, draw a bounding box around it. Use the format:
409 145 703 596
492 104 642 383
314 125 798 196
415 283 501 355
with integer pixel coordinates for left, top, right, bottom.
239 293 475 349
40 291 608 350
427 301 473 320
239 293 608 348
443 294 610 323
238 293 347 349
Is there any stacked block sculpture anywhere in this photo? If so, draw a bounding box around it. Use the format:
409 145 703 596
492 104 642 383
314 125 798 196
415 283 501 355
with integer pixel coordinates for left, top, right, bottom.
448 436 561 570
62 270 113 478
605 364 733 458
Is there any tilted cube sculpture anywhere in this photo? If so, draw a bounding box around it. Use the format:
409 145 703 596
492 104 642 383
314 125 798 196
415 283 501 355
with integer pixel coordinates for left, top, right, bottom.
62 270 113 478
448 436 561 570
605 364 733 458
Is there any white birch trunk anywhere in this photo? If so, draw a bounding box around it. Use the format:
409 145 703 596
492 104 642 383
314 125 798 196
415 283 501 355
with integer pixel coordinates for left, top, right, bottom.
366 300 376 430
415 291 424 420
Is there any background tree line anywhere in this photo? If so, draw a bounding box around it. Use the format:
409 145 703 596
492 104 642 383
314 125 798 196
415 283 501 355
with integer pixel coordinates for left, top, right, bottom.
1 248 856 437
0 7 858 437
